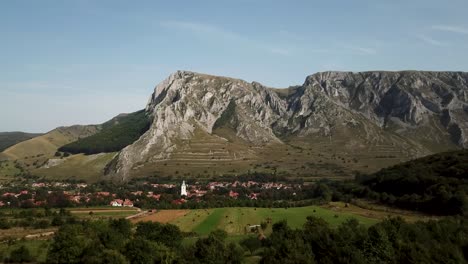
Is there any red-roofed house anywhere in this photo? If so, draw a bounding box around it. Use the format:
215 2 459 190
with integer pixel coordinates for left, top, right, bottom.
123 199 134 207
110 199 124 207
171 198 186 205
229 190 239 199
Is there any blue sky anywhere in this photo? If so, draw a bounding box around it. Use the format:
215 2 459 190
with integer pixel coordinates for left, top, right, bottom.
1 0 468 132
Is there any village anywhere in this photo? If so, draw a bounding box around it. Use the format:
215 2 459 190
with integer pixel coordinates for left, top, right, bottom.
0 179 301 209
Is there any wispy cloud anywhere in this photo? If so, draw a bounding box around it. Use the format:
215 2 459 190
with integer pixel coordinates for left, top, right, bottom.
344 46 377 55
160 20 296 56
1 81 77 93
417 34 448 46
432 25 468 35
160 21 241 40
268 47 291 56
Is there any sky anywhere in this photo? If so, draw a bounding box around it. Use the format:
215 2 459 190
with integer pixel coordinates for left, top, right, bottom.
1 0 468 133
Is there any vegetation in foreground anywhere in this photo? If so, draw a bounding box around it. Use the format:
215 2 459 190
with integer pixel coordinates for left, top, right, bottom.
1 215 466 264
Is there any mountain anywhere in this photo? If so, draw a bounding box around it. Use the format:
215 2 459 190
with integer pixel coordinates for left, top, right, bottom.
0 132 43 152
108 70 468 181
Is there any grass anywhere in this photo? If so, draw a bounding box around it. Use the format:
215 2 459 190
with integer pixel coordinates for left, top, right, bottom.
0 160 21 182
34 153 116 183
168 206 379 236
0 132 42 152
69 206 138 219
192 208 226 235
0 239 50 263
1 126 99 177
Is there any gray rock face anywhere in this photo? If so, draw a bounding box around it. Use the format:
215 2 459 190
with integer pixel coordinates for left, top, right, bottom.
303 71 468 146
111 70 468 180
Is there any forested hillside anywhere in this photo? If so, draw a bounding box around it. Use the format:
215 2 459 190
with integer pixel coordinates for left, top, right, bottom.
357 150 468 215
59 110 150 154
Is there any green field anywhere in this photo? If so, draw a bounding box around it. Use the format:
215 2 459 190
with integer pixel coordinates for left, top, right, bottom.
0 240 50 263
69 206 138 219
170 206 378 236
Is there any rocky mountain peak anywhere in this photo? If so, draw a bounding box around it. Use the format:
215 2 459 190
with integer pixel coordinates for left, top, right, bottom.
109 70 468 180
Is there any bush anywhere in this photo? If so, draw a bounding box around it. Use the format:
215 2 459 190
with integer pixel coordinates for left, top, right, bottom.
8 245 33 263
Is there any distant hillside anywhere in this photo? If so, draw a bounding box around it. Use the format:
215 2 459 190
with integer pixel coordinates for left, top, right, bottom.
0 125 100 170
59 110 151 154
357 150 468 215
0 132 42 152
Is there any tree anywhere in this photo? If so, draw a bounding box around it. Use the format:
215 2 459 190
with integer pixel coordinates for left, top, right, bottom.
101 249 128 264
123 238 159 264
240 236 262 255
135 222 183 248
47 225 89 264
9 245 33 263
188 230 244 264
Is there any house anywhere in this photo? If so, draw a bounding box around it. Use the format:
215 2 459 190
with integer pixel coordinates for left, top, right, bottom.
69 196 82 203
172 198 186 205
148 194 161 200
35 201 45 206
32 183 46 188
229 190 239 199
123 199 134 207
249 193 259 200
110 199 124 207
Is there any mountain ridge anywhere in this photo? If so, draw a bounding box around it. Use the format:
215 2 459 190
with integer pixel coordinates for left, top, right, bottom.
108 70 467 180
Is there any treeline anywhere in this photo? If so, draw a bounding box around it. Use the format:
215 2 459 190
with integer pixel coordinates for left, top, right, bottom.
3 216 466 263
59 110 150 154
262 216 468 263
0 208 73 230
356 150 468 215
44 219 243 264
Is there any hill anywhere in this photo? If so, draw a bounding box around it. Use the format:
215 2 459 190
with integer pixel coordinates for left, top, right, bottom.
0 132 42 152
357 150 468 215
58 110 150 154
0 125 100 171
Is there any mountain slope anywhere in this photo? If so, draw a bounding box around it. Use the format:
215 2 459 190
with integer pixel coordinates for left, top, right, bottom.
0 125 100 170
0 132 43 152
59 110 151 154
108 70 468 181
357 149 468 215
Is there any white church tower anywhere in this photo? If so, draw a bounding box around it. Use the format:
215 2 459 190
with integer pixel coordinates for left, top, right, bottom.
181 180 187 196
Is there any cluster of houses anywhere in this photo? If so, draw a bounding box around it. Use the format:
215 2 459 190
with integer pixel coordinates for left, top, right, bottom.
206 180 291 190
0 179 298 208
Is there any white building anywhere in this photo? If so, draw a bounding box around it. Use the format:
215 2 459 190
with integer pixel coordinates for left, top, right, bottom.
181 180 187 196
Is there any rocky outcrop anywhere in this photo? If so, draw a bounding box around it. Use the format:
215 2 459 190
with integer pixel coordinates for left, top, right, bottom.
110 70 468 180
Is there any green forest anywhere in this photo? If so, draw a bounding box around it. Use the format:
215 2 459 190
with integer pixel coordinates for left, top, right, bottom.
59 110 150 154
356 150 468 215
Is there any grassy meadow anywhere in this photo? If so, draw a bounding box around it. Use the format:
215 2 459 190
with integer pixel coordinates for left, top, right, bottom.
169 205 379 236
